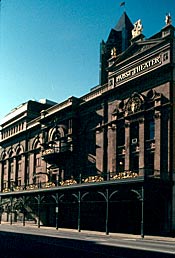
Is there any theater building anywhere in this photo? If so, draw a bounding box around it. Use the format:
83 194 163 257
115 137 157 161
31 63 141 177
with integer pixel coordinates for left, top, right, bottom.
0 12 175 236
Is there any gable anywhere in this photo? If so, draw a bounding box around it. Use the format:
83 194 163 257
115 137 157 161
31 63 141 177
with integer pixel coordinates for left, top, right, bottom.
108 38 165 71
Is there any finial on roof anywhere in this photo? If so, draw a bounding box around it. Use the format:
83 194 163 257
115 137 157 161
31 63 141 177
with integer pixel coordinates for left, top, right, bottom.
132 19 143 39
111 47 117 58
165 13 172 26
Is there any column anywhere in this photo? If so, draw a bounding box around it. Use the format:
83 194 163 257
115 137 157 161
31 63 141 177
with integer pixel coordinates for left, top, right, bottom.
172 83 175 232
21 156 26 186
2 161 8 189
96 129 104 173
13 158 17 185
139 118 145 176
0 163 2 192
11 158 15 182
161 109 169 180
107 124 116 174
29 153 35 184
41 154 47 174
154 112 161 176
172 178 175 233
103 102 108 175
124 121 130 171
78 191 81 232
7 160 10 188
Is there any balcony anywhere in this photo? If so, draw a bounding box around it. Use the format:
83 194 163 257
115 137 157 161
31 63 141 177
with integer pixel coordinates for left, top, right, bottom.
1 168 165 196
42 144 72 165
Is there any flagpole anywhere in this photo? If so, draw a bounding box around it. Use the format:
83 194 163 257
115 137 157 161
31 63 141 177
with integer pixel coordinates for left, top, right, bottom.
120 2 126 12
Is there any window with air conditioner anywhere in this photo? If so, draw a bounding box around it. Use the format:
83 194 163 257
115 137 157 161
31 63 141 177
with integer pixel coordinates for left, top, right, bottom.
132 138 137 144
130 121 139 145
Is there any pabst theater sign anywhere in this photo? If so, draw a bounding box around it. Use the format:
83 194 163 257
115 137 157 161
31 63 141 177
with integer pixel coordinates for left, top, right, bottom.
111 51 169 87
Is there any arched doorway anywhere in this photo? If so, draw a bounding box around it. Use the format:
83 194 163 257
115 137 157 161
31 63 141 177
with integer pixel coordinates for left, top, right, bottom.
59 193 78 229
81 191 106 232
109 189 141 234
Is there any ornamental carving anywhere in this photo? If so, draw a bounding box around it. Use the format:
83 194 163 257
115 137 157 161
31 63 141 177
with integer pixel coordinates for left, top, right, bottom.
165 13 172 26
111 47 117 58
111 171 138 180
132 19 143 38
125 93 144 115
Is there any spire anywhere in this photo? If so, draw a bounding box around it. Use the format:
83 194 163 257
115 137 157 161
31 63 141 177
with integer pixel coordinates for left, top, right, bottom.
113 12 133 52
114 12 133 32
99 12 133 85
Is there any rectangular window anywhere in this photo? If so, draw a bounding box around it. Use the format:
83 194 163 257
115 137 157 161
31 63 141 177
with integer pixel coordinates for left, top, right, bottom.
131 155 139 173
117 126 125 147
145 119 155 140
130 122 139 142
149 120 155 140
146 152 154 175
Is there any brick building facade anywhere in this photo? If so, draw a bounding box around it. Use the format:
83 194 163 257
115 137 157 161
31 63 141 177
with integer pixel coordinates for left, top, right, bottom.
0 12 175 236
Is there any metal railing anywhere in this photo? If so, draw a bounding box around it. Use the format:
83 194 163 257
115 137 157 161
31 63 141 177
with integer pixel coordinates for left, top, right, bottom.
1 169 160 193
42 146 71 156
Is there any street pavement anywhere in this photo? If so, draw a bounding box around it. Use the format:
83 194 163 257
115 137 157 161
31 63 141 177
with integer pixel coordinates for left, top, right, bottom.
0 222 174 258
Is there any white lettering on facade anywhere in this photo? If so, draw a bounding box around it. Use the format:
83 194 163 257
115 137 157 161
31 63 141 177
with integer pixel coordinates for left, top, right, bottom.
115 55 162 84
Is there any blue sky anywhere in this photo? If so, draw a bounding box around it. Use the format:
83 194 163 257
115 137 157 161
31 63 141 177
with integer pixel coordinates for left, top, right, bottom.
0 0 175 121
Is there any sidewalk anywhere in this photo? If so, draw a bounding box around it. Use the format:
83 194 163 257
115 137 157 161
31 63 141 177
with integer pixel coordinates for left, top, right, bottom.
1 221 175 242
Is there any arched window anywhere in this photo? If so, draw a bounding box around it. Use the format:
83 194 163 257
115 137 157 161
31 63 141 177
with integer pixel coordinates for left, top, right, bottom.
145 152 154 175
116 124 125 173
7 149 14 188
34 149 42 171
16 156 22 186
3 160 7 176
130 121 139 141
48 125 68 153
32 140 42 184
15 147 23 187
130 121 139 173
9 159 14 180
2 160 7 189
